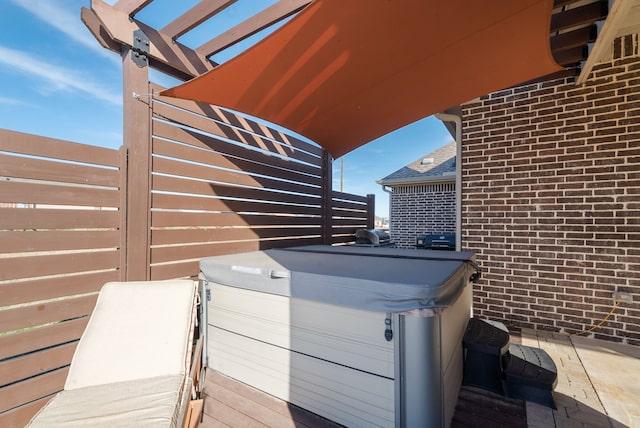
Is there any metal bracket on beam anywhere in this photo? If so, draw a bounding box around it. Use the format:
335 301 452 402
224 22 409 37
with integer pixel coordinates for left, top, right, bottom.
131 29 149 67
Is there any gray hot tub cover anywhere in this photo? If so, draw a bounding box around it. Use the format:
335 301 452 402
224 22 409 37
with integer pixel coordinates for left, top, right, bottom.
199 245 480 313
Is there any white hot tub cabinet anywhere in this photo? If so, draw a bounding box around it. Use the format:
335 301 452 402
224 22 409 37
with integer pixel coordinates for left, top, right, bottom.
199 245 480 428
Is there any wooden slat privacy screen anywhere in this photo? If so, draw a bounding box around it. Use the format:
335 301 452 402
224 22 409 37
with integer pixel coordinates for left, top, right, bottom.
150 87 323 280
0 90 373 426
0 130 125 427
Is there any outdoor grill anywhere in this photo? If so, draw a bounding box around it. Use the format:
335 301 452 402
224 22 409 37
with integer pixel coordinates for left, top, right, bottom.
416 233 456 250
355 228 393 247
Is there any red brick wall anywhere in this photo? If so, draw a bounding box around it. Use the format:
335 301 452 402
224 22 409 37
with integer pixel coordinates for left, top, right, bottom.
461 37 640 345
390 182 456 248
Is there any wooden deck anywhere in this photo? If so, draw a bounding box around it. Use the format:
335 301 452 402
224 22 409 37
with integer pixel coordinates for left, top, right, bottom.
201 370 343 428
199 331 640 427
199 370 526 428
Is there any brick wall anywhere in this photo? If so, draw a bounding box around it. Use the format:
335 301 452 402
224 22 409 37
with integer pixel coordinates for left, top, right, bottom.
461 35 640 345
389 182 456 248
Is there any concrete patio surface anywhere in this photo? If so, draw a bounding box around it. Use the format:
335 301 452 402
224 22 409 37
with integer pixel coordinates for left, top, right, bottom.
522 329 640 428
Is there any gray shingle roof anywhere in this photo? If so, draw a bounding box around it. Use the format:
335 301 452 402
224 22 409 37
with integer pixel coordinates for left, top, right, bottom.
377 141 456 185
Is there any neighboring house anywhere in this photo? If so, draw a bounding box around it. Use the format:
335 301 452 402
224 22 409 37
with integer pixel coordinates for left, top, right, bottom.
377 141 457 248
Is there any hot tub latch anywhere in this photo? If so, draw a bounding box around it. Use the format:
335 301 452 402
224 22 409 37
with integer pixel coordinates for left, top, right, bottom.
384 313 393 341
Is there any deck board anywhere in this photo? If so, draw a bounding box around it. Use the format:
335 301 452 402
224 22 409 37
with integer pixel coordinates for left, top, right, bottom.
201 370 343 428
200 369 527 428
451 386 527 428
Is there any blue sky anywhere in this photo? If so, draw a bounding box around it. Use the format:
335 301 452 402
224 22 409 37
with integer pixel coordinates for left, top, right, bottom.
0 0 453 218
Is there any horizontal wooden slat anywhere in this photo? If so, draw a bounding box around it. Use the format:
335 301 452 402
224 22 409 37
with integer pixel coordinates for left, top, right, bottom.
331 217 370 227
0 208 120 230
152 193 322 216
331 235 358 245
0 250 120 282
0 153 120 187
0 294 97 335
151 88 323 158
331 226 362 236
152 154 320 193
151 235 322 264
0 342 77 388
550 25 597 52
0 129 120 167
0 230 120 253
153 103 321 166
265 236 324 249
150 260 202 281
0 318 88 361
151 210 321 228
0 366 68 414
331 198 369 211
332 190 369 204
0 271 118 307
1 181 120 207
218 108 323 157
153 120 321 175
153 175 321 207
550 1 608 33
151 226 321 246
553 45 586 67
149 236 323 280
153 133 321 184
152 242 254 266
154 103 292 158
0 395 50 428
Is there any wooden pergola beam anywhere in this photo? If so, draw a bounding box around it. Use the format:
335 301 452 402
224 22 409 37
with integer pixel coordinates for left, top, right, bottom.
553 0 589 10
80 7 121 54
553 45 587 67
195 0 311 58
84 0 215 79
551 1 608 33
113 0 154 16
550 25 597 53
161 0 237 40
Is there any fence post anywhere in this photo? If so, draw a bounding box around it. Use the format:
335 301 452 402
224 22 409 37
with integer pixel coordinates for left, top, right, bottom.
366 194 375 229
321 151 333 245
122 46 152 280
118 146 128 281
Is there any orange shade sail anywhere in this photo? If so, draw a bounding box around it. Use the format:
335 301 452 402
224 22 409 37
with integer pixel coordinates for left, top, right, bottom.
161 0 562 158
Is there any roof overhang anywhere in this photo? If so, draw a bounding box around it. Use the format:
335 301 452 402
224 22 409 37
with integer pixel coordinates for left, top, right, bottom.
578 0 640 83
377 173 456 187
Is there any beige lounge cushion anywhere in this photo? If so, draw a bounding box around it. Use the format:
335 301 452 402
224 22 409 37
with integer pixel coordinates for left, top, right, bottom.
65 280 197 390
28 375 186 428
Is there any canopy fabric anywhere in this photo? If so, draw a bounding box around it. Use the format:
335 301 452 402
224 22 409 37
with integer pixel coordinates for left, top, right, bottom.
161 0 562 158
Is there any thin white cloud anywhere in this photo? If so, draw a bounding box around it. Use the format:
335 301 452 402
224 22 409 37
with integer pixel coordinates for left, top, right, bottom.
10 0 120 65
0 45 121 106
0 96 38 108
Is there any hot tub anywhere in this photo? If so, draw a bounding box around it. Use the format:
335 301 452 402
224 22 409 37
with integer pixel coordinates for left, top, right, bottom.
200 245 479 428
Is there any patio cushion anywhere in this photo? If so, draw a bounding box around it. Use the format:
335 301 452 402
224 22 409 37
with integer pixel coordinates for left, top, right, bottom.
28 375 187 428
65 280 197 389
27 280 199 427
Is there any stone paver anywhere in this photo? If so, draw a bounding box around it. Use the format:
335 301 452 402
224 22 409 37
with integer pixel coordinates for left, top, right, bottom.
522 329 639 428
571 336 640 428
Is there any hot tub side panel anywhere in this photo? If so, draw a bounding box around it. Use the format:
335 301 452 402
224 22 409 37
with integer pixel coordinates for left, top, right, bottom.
207 282 396 427
397 283 471 428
